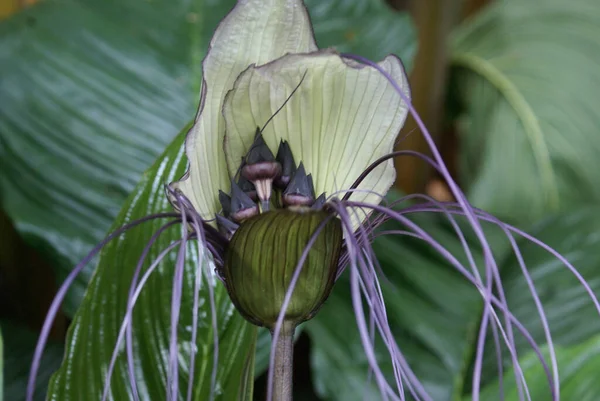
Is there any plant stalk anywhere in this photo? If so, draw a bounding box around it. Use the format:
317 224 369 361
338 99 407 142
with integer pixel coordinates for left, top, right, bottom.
271 321 295 401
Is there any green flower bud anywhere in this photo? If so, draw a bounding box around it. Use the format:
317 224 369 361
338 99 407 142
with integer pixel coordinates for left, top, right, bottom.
223 208 342 329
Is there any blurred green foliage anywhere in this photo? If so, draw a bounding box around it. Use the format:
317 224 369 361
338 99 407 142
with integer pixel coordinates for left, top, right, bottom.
451 0 600 224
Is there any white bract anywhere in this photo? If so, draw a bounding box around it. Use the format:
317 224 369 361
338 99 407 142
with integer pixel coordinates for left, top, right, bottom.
172 0 410 227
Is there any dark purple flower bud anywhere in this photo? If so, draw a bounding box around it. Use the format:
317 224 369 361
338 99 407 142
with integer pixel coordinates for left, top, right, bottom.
311 193 326 210
215 214 239 240
218 190 231 217
229 180 259 222
274 140 296 189
237 175 258 202
242 128 282 182
283 162 315 206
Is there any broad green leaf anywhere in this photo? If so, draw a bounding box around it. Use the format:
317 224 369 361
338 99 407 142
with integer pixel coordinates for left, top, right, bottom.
0 0 415 316
306 210 510 401
1 321 63 401
47 128 257 400
473 334 600 400
476 207 600 387
450 0 600 224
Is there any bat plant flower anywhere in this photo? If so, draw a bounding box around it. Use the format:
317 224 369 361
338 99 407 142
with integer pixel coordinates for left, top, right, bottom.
168 0 411 399
27 0 600 401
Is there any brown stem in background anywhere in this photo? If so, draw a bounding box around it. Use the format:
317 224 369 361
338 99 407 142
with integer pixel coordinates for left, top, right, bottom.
462 0 492 19
393 0 461 195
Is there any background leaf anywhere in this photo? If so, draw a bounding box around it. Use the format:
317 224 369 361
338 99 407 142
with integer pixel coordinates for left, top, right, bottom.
474 334 600 400
450 0 600 224
0 0 416 316
1 321 64 401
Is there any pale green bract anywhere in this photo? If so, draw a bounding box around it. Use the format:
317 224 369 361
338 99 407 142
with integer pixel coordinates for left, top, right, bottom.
172 0 317 220
173 0 410 228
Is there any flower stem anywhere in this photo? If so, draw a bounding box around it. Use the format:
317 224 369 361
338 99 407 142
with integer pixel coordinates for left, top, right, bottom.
271 322 295 401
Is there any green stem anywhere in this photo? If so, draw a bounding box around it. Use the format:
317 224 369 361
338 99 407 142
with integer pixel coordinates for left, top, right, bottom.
271 322 295 401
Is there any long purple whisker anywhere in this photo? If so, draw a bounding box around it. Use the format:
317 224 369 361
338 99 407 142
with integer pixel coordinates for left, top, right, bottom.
347 201 556 399
409 194 526 399
26 212 179 401
126 220 181 401
165 185 228 252
166 187 221 400
331 200 430 401
341 53 555 399
403 202 600 318
336 54 512 401
345 233 396 399
358 257 411 400
344 52 499 365
168 200 189 401
365 304 377 399
331 203 399 399
504 232 556 395
490 311 532 401
374 226 509 397
186 210 219 401
368 192 519 399
346 203 411 399
102 239 184 401
360 227 541 399
336 199 402 281
378 191 563 399
188 219 203 401
356 273 405 401
353 231 434 401
401 204 584 398
357 271 438 401
491 313 505 400
335 211 430 390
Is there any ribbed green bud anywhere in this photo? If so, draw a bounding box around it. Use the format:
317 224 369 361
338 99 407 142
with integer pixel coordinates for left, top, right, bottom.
223 209 343 329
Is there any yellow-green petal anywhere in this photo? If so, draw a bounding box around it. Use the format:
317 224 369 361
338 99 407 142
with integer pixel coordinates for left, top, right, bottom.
172 0 317 220
223 50 410 229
